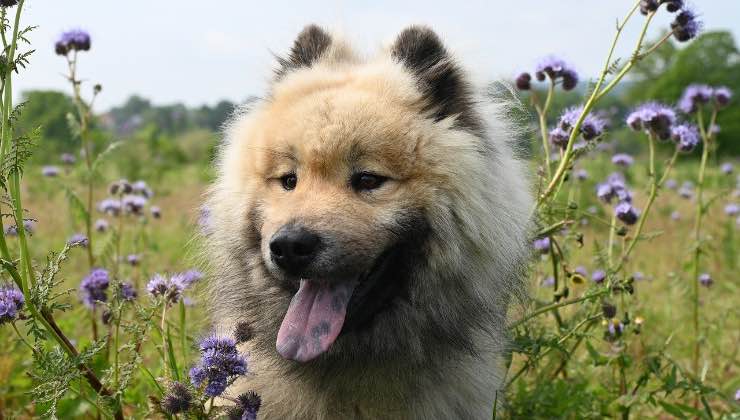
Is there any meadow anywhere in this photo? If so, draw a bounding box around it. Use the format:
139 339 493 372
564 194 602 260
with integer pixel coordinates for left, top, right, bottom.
0 0 738 418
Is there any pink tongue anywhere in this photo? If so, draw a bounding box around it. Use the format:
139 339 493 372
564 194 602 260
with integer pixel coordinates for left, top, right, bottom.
276 279 357 362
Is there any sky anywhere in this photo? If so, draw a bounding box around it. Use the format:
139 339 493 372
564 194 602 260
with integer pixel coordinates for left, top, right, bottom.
14 1 740 110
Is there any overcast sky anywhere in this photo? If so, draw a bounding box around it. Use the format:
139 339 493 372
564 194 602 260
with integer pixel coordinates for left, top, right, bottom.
14 1 740 110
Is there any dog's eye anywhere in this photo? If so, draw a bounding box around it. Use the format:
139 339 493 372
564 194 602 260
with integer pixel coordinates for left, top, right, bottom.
280 173 297 191
351 172 387 192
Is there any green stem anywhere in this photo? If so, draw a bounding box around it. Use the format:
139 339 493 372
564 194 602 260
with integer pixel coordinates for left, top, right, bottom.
537 5 652 207
507 290 609 330
537 78 556 180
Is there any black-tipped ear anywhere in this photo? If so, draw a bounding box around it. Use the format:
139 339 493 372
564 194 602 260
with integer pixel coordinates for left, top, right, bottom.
391 26 483 136
275 25 332 80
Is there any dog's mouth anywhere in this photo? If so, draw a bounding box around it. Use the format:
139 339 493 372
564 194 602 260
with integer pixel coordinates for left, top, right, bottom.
275 244 409 363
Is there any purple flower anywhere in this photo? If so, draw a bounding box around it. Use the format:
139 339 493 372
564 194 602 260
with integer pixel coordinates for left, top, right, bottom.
95 219 109 232
574 266 588 277
109 179 132 195
678 181 694 199
97 198 122 216
639 0 659 14
591 270 606 284
725 203 739 217
558 106 608 141
126 254 141 266
575 169 588 181
611 153 634 167
698 273 713 287
230 391 262 420
671 210 681 221
535 56 579 90
714 86 732 108
60 153 76 165
150 206 161 219
663 0 684 13
120 282 137 301
67 233 89 248
160 382 192 415
671 6 702 42
615 202 640 225
633 271 645 281
0 284 24 324
189 335 248 397
541 276 555 287
80 268 109 308
709 124 721 135
178 270 204 287
533 237 551 254
123 195 147 215
735 388 740 402
55 29 91 55
132 180 154 198
549 127 570 148
147 274 185 305
626 102 676 140
720 163 734 175
515 72 531 90
42 166 61 177
596 173 631 204
607 319 624 337
665 178 678 189
671 123 700 152
678 84 713 114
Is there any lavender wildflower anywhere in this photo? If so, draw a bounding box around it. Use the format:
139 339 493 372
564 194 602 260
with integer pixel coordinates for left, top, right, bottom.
95 218 109 232
541 276 555 287
150 206 162 219
178 270 204 287
228 391 262 420
671 210 681 221
97 198 122 216
0 284 24 324
120 282 137 301
611 153 634 167
714 86 732 108
725 203 739 217
678 181 694 199
126 254 141 266
698 273 713 287
60 152 76 165
575 169 588 181
548 127 570 148
55 29 91 55
161 382 193 415
189 335 248 397
123 195 147 215
533 237 551 254
671 6 702 42
633 271 645 281
42 166 61 177
662 0 683 13
592 270 606 284
665 178 678 189
67 233 89 247
132 180 154 198
671 123 700 152
720 162 734 175
80 268 109 308
607 319 624 337
515 72 531 90
557 106 608 141
626 102 676 140
678 84 713 114
735 389 740 402
615 202 640 225
639 0 659 15
147 274 185 305
535 56 579 90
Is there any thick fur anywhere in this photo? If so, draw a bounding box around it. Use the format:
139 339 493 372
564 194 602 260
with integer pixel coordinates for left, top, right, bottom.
204 25 532 419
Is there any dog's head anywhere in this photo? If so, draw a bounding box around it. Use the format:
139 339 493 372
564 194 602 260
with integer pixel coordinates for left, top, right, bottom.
206 25 531 366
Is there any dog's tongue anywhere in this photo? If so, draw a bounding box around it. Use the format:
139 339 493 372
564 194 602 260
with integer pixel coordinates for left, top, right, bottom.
276 279 357 362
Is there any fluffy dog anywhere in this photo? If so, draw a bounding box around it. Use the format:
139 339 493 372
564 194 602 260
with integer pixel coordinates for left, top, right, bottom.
204 24 532 419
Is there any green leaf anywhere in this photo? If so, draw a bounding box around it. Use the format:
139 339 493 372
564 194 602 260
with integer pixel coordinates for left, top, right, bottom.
658 401 688 419
90 141 122 176
166 324 180 381
60 184 90 225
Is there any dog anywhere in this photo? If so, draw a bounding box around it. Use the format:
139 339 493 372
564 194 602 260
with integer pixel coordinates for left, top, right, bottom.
204 24 532 419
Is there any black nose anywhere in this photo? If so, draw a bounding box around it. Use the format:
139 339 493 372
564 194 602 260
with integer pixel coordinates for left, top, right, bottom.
269 225 321 274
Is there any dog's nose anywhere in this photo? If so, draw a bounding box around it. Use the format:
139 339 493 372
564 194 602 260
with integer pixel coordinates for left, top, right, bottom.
269 225 321 274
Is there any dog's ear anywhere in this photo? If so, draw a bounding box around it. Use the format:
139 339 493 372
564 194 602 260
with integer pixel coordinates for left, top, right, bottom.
275 25 333 81
390 26 482 135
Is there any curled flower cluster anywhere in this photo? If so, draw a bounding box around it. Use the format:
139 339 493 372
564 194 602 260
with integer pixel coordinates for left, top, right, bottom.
533 237 550 254
671 6 702 42
515 56 578 91
160 382 193 415
550 106 608 148
611 153 634 167
80 268 110 308
592 270 606 284
60 152 77 165
95 218 109 232
640 0 683 15
597 172 640 225
55 29 91 56
698 273 713 287
671 123 700 152
147 274 186 305
0 284 24 324
679 84 733 114
227 391 262 420
67 233 89 248
5 219 34 237
626 102 676 140
189 336 248 397
120 282 137 301
42 165 61 177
